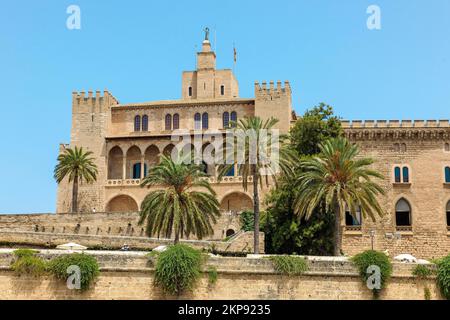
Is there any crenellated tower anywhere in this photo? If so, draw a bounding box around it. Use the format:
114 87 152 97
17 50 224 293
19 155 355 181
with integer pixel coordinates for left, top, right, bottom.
254 81 293 133
56 90 119 213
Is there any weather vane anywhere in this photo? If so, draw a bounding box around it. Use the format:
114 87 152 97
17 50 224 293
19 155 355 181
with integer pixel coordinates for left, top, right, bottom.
204 27 210 41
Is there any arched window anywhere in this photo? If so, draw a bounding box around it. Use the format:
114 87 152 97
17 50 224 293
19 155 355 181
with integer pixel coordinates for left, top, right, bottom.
202 112 209 129
223 112 230 128
395 198 411 227
230 111 237 127
445 143 450 152
132 163 141 179
445 167 450 183
220 85 225 96
394 167 401 183
345 206 362 226
400 143 407 152
402 167 409 183
446 200 450 227
173 113 180 130
188 86 193 97
393 143 400 152
165 114 172 130
134 115 141 132
142 115 148 131
194 113 201 130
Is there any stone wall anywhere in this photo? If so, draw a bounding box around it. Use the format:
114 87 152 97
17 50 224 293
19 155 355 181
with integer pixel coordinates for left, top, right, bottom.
0 250 442 300
342 122 450 260
0 211 250 244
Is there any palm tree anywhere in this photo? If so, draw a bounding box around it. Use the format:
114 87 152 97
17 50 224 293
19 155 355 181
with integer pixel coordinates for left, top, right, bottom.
218 116 295 254
139 154 220 244
54 146 98 213
293 137 385 256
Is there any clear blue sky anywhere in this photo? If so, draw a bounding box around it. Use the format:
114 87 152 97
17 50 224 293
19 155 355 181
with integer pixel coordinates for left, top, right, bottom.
0 0 449 213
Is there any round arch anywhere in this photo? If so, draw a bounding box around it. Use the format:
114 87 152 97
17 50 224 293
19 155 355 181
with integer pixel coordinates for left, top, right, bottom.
220 191 253 213
106 194 139 213
108 146 123 179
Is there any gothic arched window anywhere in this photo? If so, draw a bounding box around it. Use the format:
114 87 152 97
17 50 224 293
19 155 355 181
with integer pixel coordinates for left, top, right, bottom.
134 115 141 132
223 112 230 128
230 111 237 127
142 115 148 131
165 114 172 130
395 198 411 227
173 113 180 130
194 113 201 130
202 113 209 129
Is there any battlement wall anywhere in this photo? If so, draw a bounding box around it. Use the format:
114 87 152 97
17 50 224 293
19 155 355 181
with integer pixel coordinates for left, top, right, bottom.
254 80 291 96
342 119 450 129
72 90 119 111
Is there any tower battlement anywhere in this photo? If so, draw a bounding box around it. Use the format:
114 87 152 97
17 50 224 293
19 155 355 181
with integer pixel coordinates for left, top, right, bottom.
254 81 291 97
72 90 119 112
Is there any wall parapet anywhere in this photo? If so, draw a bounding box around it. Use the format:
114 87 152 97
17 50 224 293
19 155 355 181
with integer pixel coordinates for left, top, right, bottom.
342 119 450 129
0 250 442 300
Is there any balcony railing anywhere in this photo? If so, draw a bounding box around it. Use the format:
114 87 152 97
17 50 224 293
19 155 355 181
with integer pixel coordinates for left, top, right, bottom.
106 176 252 186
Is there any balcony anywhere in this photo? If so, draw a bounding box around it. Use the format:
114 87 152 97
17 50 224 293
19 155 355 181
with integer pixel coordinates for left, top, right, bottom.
106 176 253 187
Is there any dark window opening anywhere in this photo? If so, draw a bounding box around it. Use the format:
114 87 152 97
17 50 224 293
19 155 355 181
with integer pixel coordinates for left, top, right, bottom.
142 115 148 131
226 229 235 237
134 115 141 132
230 111 237 127
395 198 411 226
188 86 192 97
345 207 362 226
402 167 409 183
132 163 141 179
173 113 180 130
394 167 401 183
165 114 172 130
220 85 225 96
446 201 450 227
223 112 229 128
445 167 450 183
202 112 209 129
194 113 201 130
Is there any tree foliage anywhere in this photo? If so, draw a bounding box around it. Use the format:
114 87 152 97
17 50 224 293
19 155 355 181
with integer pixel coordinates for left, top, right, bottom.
262 104 341 255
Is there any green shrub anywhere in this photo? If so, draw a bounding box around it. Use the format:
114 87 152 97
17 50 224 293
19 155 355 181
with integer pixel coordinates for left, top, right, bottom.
11 249 47 277
48 253 100 290
13 249 39 258
240 210 254 232
436 254 450 300
154 244 203 295
269 255 308 276
351 250 392 299
208 266 218 285
412 264 433 279
412 264 434 300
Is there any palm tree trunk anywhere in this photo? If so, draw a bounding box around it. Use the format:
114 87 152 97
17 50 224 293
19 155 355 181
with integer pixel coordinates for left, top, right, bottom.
174 232 180 245
72 174 79 213
252 164 260 254
333 202 342 256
